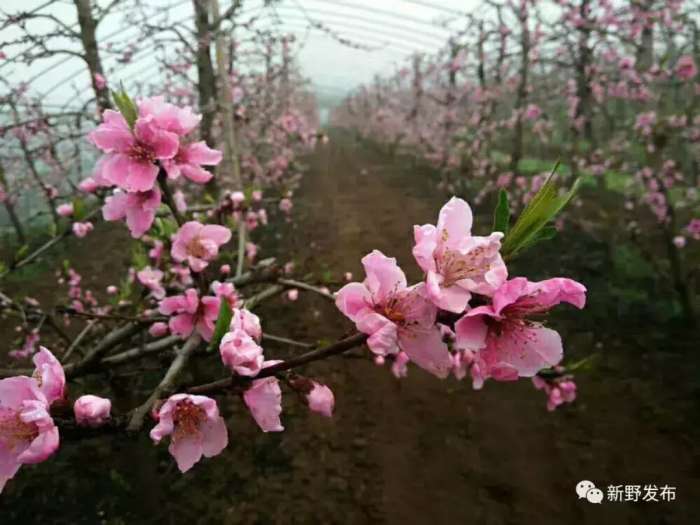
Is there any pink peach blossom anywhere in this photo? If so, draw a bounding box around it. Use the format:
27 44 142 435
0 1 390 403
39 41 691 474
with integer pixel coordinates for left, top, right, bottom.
73 395 111 426
103 188 161 238
158 289 220 341
211 280 240 308
94 73 107 89
72 221 94 238
32 347 65 405
57 203 74 217
230 308 262 341
150 394 228 473
231 191 245 207
335 250 452 378
454 277 586 388
279 198 293 213
78 177 100 193
137 96 201 137
243 370 284 432
675 55 697 81
88 110 179 192
413 197 507 313
306 382 334 417
163 142 222 184
137 267 166 300
171 221 232 272
532 376 577 411
0 376 59 493
391 351 410 379
173 190 188 212
219 329 264 376
149 322 169 337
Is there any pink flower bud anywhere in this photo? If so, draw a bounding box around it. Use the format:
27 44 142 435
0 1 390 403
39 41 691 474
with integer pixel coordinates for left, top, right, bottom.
74 395 111 426
72 221 94 238
149 322 169 337
231 191 245 206
57 203 74 217
286 289 299 301
106 285 118 295
344 272 353 281
220 264 231 275
78 177 99 193
306 382 334 417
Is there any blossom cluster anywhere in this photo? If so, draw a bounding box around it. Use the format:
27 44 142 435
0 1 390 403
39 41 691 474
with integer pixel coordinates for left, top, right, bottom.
86 96 222 238
336 197 587 395
0 348 110 493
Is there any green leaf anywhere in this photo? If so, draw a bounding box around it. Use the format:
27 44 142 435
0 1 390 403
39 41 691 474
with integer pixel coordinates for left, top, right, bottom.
154 217 177 240
16 244 29 259
131 243 148 270
520 225 557 249
501 162 579 259
208 300 232 351
492 189 510 234
112 88 138 129
72 197 86 221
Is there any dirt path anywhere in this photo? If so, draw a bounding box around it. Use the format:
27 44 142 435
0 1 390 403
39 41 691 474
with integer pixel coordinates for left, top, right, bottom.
278 130 700 525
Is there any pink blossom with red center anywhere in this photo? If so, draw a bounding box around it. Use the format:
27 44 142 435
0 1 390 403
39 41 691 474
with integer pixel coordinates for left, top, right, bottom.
73 395 111 426
0 376 59 493
413 197 507 313
335 250 452 378
171 221 232 272
158 288 220 341
88 110 179 192
149 394 228 473
454 277 586 388
102 188 161 238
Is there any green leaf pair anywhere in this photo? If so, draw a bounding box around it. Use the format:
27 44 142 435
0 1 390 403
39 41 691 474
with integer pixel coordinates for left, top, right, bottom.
112 87 138 129
496 162 580 260
208 300 233 352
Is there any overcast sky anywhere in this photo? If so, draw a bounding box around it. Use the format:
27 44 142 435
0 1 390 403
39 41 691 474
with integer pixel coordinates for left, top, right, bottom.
0 0 481 109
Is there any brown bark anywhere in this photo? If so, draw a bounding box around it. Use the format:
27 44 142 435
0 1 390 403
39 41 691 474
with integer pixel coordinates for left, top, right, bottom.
0 161 26 244
73 0 111 112
193 0 217 149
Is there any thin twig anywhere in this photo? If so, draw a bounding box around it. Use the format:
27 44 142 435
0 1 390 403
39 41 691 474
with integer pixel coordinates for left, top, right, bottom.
127 334 202 431
62 319 97 361
278 278 335 301
262 332 314 348
187 332 368 395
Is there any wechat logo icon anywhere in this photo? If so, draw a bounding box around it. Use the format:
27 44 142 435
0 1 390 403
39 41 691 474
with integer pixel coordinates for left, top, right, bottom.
576 480 603 504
